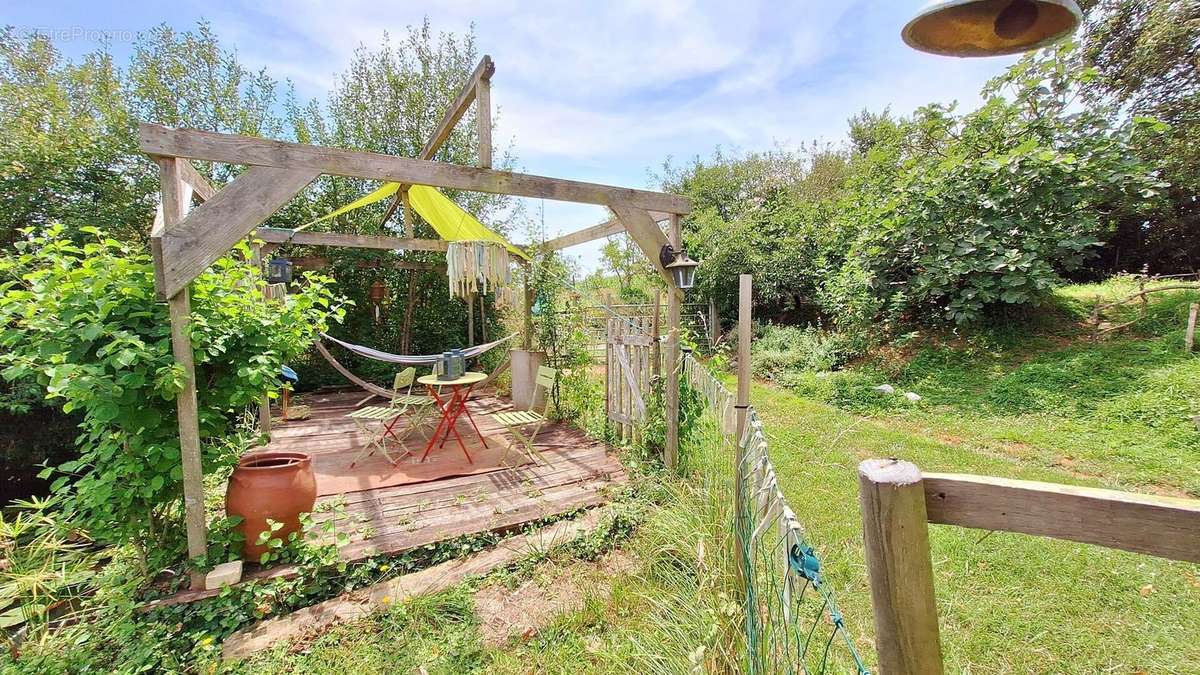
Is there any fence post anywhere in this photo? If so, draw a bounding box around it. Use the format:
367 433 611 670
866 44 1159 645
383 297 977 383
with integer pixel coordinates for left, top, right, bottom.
652 291 662 378
858 459 944 674
1187 303 1198 353
709 296 719 348
734 275 752 591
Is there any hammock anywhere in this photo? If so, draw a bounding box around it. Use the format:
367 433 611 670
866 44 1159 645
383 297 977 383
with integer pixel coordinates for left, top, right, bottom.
321 332 516 365
315 333 516 400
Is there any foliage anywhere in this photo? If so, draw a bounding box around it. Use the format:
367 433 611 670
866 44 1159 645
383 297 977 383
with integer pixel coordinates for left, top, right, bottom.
666 44 1165 332
749 323 860 378
0 495 100 645
1079 0 1200 273
0 226 345 566
828 42 1164 326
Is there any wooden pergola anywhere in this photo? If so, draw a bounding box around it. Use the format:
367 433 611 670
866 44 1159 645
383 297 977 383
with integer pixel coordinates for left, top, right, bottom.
142 56 692 589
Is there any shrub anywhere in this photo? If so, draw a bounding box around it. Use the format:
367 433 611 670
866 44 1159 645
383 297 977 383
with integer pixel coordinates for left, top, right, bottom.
750 323 860 379
0 225 346 568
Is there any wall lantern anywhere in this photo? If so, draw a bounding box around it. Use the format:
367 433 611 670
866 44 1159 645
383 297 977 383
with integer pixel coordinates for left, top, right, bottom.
902 0 1081 57
660 244 700 290
267 256 293 284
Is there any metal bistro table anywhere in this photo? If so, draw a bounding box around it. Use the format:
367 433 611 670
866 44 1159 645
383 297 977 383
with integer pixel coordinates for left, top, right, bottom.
417 371 488 463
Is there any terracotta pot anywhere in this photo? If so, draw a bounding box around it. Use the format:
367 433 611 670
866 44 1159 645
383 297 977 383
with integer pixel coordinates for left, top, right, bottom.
225 451 316 560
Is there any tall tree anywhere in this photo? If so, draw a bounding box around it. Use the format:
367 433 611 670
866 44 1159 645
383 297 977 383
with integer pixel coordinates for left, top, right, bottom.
1079 0 1200 272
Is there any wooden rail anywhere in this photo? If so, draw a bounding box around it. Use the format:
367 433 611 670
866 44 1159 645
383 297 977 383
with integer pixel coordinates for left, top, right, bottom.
858 459 1200 674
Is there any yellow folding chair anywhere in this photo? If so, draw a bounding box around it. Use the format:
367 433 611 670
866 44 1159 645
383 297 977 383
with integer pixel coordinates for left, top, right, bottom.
346 367 436 467
491 366 557 465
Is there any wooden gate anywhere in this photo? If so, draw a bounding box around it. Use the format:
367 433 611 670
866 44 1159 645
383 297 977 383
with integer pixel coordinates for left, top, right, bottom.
605 315 658 441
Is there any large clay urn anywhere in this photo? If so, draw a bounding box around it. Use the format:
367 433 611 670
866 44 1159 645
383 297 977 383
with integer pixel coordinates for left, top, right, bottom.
225 451 317 560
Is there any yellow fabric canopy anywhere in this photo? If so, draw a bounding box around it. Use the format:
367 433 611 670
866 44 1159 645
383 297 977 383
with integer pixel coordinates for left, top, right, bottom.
299 182 527 260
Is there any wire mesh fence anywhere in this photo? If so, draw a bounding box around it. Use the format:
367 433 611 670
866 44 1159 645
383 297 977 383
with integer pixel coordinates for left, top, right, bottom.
682 354 870 675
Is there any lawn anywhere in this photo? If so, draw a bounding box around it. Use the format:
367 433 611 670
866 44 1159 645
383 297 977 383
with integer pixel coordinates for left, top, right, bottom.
234 282 1199 673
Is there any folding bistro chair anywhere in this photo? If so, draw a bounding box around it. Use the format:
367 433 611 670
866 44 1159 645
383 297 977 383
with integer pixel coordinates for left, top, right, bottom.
491 366 557 465
345 367 436 467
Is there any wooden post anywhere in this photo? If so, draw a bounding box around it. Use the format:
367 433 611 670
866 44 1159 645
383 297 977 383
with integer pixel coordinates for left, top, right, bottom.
250 244 272 438
735 275 751 441
479 294 488 343
401 187 413 239
858 458 944 674
664 215 682 470
709 296 719 349
734 274 752 591
1138 276 1148 317
523 273 534 351
651 291 662 378
467 292 475 346
1187 303 1198 353
158 157 208 590
476 77 492 169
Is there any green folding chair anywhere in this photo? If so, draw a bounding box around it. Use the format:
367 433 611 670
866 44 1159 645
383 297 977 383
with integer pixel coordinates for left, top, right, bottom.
491 366 557 466
346 367 436 467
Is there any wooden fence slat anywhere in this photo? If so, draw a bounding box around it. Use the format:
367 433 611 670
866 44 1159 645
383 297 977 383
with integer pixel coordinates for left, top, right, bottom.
924 473 1200 563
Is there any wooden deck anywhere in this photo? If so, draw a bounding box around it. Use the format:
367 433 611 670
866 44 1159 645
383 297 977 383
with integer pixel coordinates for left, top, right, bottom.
148 389 626 608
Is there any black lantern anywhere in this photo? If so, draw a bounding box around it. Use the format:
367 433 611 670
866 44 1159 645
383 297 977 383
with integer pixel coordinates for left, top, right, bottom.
660 244 700 290
902 0 1081 57
267 256 293 284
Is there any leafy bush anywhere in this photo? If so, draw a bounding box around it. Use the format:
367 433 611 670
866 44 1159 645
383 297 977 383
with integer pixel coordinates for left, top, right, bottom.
826 43 1165 327
749 323 860 378
0 226 346 567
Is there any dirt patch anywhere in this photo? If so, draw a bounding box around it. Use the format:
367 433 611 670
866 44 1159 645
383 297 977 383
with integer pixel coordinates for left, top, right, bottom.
474 550 637 647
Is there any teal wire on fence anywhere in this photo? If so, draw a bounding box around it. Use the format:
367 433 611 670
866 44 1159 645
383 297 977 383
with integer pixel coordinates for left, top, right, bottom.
682 355 870 675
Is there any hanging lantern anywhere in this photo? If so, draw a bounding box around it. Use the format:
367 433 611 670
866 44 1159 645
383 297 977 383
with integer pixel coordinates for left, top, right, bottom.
660 244 701 291
902 0 1081 57
267 256 293 284
369 279 387 304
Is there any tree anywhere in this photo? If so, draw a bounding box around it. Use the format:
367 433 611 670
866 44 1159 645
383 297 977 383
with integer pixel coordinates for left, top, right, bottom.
1078 0 1200 272
826 43 1164 326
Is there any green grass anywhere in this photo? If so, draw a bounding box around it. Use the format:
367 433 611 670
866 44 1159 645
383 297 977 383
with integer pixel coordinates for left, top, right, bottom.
741 380 1200 674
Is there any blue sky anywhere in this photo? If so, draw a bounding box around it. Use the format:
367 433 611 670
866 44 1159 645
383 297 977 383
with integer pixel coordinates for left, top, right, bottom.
7 1 1020 270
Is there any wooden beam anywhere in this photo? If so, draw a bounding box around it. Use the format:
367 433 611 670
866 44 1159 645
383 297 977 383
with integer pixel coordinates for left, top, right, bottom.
139 123 691 215
858 459 944 674
542 218 624 250
609 205 674 288
157 157 209 591
420 55 494 160
151 166 319 299
923 473 1200 563
476 75 492 169
289 255 442 272
256 227 449 252
178 160 218 201
536 211 673 251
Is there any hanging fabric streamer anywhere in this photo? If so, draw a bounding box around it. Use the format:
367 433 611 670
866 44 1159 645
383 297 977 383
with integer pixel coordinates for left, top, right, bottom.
445 240 515 307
